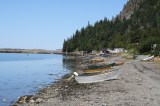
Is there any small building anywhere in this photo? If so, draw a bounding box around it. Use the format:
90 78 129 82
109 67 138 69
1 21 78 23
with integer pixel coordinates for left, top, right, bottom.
102 48 125 54
53 49 62 54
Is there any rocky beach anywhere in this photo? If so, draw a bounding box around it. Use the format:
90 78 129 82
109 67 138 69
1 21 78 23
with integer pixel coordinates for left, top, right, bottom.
14 55 160 106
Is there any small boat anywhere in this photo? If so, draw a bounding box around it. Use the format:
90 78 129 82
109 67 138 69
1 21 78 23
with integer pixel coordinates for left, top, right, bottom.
142 55 154 61
89 58 104 63
83 63 115 73
88 63 115 69
83 66 112 73
115 61 125 66
75 70 121 84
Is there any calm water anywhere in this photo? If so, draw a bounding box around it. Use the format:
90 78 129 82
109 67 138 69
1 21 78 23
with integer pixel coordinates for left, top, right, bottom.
0 53 72 106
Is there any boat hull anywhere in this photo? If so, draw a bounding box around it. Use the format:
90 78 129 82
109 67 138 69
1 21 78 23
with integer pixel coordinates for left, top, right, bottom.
142 55 154 61
83 66 112 73
83 63 115 73
75 70 121 84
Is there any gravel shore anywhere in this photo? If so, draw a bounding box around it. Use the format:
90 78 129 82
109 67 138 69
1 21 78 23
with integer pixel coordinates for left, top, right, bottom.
14 55 160 106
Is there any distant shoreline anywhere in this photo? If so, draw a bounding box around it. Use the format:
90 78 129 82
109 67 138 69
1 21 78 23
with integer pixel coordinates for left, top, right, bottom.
0 48 62 54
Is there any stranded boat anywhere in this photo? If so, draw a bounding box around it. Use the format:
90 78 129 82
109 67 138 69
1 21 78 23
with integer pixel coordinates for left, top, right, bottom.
83 62 124 73
74 70 121 84
83 63 115 73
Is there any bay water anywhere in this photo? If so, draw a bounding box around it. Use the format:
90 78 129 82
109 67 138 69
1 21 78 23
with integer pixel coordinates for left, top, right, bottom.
0 53 73 106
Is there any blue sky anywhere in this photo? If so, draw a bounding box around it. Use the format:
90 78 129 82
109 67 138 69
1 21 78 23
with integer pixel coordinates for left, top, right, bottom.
0 0 128 50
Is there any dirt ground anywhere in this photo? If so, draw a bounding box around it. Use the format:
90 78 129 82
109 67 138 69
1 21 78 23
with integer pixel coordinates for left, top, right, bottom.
14 56 160 106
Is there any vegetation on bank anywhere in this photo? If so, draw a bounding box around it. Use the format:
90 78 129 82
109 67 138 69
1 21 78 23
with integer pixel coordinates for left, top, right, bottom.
63 0 160 55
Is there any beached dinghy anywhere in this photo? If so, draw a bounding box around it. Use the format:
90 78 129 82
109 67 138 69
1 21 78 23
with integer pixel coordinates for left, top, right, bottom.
89 58 104 63
74 70 121 84
142 55 154 61
83 62 124 73
115 61 125 66
83 63 115 73
88 63 115 69
83 66 112 73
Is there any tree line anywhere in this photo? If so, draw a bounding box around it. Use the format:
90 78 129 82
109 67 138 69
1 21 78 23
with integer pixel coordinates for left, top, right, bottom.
63 0 160 55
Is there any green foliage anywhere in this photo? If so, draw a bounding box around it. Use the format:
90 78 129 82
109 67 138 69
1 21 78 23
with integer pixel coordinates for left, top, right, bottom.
63 0 160 54
151 51 160 56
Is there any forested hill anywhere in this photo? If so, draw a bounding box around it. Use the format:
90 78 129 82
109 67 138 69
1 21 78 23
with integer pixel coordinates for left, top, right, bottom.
63 0 160 54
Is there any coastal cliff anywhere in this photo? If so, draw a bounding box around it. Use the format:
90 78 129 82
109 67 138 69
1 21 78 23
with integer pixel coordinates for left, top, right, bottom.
119 0 144 19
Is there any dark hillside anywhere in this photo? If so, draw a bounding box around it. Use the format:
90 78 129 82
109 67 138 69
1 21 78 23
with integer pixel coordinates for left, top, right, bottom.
63 0 160 54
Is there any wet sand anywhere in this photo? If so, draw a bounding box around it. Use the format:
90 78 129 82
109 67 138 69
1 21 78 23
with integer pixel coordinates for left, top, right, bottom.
14 55 160 106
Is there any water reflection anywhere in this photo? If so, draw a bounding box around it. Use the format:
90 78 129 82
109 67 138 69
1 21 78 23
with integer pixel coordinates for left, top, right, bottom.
62 56 77 72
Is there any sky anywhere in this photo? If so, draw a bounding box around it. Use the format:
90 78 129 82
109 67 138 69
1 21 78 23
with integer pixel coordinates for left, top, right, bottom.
0 0 128 50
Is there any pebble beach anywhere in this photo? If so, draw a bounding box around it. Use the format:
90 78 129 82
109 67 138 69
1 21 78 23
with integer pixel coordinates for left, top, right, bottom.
14 55 160 106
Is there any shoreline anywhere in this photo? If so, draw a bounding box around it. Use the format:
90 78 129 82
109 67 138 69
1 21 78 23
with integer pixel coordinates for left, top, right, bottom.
14 55 160 106
0 48 64 54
